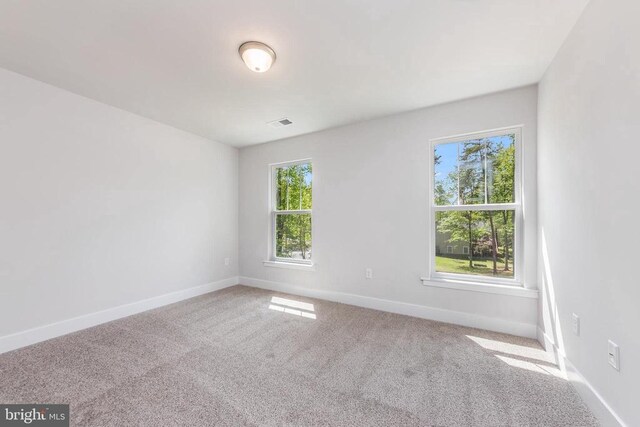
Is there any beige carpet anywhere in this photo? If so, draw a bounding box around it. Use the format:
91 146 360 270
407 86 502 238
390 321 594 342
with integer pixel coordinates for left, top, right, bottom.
0 285 596 426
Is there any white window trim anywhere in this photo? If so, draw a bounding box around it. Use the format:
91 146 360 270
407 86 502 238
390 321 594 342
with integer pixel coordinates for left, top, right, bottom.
427 126 524 287
463 246 469 255
267 159 314 267
446 246 453 254
263 260 316 271
420 276 538 298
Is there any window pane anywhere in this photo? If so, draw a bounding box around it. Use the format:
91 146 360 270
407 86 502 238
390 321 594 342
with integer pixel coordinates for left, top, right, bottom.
435 210 515 278
275 163 312 210
486 134 515 204
275 213 312 260
434 134 515 206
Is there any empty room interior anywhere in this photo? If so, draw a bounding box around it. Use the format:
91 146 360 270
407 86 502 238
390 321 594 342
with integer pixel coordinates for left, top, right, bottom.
0 0 638 426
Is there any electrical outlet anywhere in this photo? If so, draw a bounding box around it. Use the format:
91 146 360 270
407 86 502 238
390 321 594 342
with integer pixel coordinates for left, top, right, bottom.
365 268 373 279
608 340 620 371
224 258 230 266
572 313 580 336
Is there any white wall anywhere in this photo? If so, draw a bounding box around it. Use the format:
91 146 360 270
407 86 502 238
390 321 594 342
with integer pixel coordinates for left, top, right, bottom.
538 0 639 425
239 86 539 336
0 68 238 339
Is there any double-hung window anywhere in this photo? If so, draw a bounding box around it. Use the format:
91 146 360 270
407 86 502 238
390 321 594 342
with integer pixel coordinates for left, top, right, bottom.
430 127 522 285
270 160 313 264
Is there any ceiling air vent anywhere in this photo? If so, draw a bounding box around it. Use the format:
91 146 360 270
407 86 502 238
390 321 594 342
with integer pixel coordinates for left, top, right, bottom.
267 118 293 128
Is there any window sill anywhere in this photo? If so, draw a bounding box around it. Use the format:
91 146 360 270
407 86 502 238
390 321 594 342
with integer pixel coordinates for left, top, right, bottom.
420 277 538 299
263 261 315 271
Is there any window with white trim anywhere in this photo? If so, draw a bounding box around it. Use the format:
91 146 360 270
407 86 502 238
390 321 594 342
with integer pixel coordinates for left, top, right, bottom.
271 160 312 263
431 128 522 284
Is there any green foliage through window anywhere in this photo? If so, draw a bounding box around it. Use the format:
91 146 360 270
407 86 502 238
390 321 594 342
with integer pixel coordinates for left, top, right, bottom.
276 163 312 211
434 135 515 206
275 214 312 260
435 210 515 278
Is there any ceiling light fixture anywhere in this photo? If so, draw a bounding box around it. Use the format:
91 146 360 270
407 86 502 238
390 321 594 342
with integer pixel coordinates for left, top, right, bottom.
239 41 276 73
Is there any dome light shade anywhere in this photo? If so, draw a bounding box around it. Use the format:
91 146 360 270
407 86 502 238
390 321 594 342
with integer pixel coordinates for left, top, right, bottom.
239 41 276 73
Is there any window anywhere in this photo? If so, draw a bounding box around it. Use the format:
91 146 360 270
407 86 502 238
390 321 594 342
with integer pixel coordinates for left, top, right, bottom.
431 128 521 284
447 246 453 254
271 160 312 263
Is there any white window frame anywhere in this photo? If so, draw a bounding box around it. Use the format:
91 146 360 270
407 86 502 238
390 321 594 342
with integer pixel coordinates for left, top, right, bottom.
463 246 469 255
446 246 453 254
427 126 524 287
268 159 313 266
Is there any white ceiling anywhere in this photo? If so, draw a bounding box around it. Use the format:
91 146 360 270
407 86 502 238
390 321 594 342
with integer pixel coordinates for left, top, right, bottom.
0 0 588 147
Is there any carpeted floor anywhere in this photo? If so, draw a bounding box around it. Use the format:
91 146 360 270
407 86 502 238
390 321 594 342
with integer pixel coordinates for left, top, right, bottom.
0 285 597 426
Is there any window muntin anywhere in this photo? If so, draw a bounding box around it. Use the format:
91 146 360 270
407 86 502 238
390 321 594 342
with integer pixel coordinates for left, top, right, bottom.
271 161 312 263
431 129 521 283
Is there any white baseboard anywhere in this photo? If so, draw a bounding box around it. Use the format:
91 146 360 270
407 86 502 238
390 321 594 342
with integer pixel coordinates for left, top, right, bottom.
239 276 537 338
537 327 626 427
0 276 239 355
